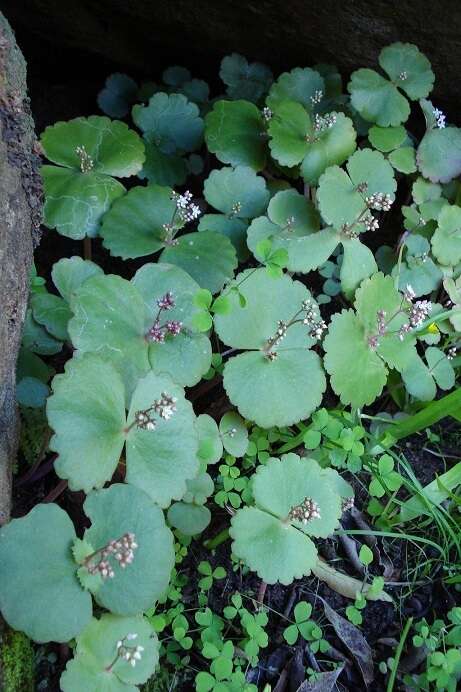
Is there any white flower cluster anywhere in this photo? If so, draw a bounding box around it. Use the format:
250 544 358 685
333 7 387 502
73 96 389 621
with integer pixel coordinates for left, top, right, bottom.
313 113 337 133
135 392 177 431
364 214 380 232
433 107 446 129
366 192 393 212
310 90 323 105
262 106 273 122
289 497 321 524
171 190 201 223
447 346 457 360
116 634 145 668
399 71 408 80
75 145 94 173
87 532 138 579
302 299 327 339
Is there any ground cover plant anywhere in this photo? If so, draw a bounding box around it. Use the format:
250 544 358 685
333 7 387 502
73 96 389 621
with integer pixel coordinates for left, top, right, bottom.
3 43 461 691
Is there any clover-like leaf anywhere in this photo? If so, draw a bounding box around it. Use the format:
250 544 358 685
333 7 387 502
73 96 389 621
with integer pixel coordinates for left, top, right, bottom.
83 484 174 613
160 231 238 294
230 454 345 584
219 412 249 457
214 269 326 427
97 73 139 118
0 504 92 642
394 234 442 297
432 204 461 266
61 614 158 692
47 354 127 492
68 274 150 394
267 68 324 110
101 184 183 259
205 100 267 170
204 165 269 219
220 54 273 102
42 166 126 240
132 262 212 386
125 371 199 506
132 92 204 154
417 127 461 183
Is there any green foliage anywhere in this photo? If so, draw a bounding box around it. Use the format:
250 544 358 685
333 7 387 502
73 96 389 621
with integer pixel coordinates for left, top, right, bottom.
1 630 35 692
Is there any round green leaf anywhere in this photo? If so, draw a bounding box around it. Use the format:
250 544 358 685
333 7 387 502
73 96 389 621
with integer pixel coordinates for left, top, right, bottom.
268 100 310 167
167 503 211 536
300 112 357 185
389 146 416 173
138 140 187 186
132 92 203 154
132 262 212 386
47 354 126 492
401 354 436 401
340 238 377 296
68 274 150 395
197 414 223 464
432 204 461 265
230 506 317 585
348 69 410 126
160 231 237 294
16 376 50 408
97 73 139 118
323 310 388 407
199 214 249 261
31 293 71 341
267 68 324 110
22 309 63 355
125 371 199 507
83 484 174 613
368 125 406 152
268 188 320 235
61 614 158 691
0 504 92 642
379 43 434 100
219 411 249 457
51 256 103 304
42 165 126 240
223 349 325 428
205 100 267 170
183 472 215 504
41 116 145 177
101 184 183 259
204 165 269 218
417 127 461 184
220 54 272 102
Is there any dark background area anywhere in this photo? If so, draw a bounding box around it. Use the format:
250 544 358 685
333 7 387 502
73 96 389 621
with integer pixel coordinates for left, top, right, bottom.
3 0 461 132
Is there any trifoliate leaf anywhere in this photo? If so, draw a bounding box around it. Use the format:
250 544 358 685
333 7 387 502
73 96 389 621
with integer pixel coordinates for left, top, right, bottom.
61 614 158 691
0 504 92 642
417 127 461 183
220 54 273 102
132 262 212 387
348 69 410 126
205 100 267 170
97 73 138 118
197 414 223 464
83 484 174 613
267 68 324 110
41 116 145 177
51 256 103 303
167 503 211 536
47 354 127 492
132 92 204 154
323 310 388 407
401 354 436 401
204 165 269 218
160 231 238 294
125 372 199 507
101 184 183 259
219 411 249 457
431 204 461 265
368 125 406 152
379 43 434 100
389 146 416 173
42 166 125 239
394 234 442 296
68 274 150 394
138 140 188 187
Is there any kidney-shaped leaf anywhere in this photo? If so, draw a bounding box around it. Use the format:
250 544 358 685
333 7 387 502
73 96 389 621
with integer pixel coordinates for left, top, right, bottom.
205 100 267 170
